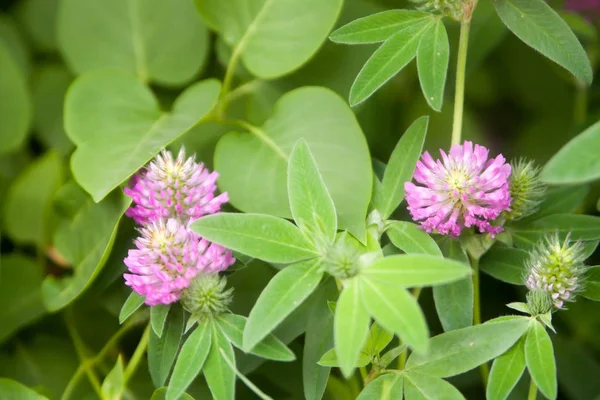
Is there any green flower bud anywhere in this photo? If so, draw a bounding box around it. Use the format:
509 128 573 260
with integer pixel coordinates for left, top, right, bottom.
526 290 553 316
408 0 464 20
321 232 361 280
181 273 233 320
505 159 546 220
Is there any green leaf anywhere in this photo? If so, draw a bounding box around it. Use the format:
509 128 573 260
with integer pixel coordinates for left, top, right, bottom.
509 214 600 248
381 117 429 219
330 10 432 44
0 39 31 154
387 221 441 256
58 0 209 85
317 348 370 368
582 266 600 301
151 305 171 338
152 388 194 400
204 323 236 400
288 139 337 243
404 372 465 400
525 320 557 400
65 71 220 202
3 151 63 246
360 278 429 353
379 345 407 368
149 305 184 388
191 213 318 263
334 279 370 378
405 316 530 377
524 185 589 221
507 303 531 314
0 378 47 399
349 19 433 106
16 0 58 53
357 374 404 400
417 19 449 111
217 314 295 361
361 254 471 288
195 0 342 79
365 323 394 356
0 255 45 344
541 120 600 184
166 320 212 400
119 292 145 324
214 87 372 240
480 247 529 285
243 259 322 351
493 0 592 85
101 355 124 400
487 338 526 400
0 15 31 75
42 189 130 311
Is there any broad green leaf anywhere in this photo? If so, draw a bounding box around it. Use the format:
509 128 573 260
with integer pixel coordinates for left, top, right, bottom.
217 314 295 361
381 117 429 219
204 323 236 400
0 255 45 344
542 121 600 184
387 221 441 256
243 259 322 351
118 292 145 324
215 87 372 240
357 374 403 400
101 355 124 400
417 19 449 111
525 321 557 400
0 378 47 399
3 151 63 246
361 254 471 288
58 0 209 85
360 278 429 353
334 279 370 378
349 19 432 106
493 0 592 84
405 316 530 377
480 247 529 285
0 15 31 75
195 0 342 79
191 213 318 263
330 10 432 44
65 71 220 202
317 348 370 368
15 0 58 52
288 139 337 243
487 338 526 400
0 39 31 154
404 373 465 400
149 305 184 388
42 189 130 311
582 266 600 301
364 323 394 356
151 305 170 338
509 214 600 248
167 320 212 400
523 185 589 221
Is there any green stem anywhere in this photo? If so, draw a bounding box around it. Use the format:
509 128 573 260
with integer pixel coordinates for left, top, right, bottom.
451 20 471 146
528 379 537 400
470 255 490 386
397 346 407 370
574 83 588 125
123 323 151 383
217 45 243 118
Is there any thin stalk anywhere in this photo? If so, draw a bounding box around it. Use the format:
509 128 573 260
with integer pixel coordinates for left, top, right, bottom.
217 45 243 118
574 83 588 125
470 255 490 385
451 21 471 146
123 323 151 382
397 346 408 370
528 379 538 400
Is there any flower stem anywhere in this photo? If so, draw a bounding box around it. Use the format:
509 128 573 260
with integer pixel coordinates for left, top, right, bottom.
470 255 490 386
451 20 471 146
574 82 588 125
528 379 538 400
123 323 151 383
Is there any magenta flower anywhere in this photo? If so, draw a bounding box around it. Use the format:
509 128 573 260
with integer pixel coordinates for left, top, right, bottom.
124 148 228 226
124 218 235 306
404 141 512 237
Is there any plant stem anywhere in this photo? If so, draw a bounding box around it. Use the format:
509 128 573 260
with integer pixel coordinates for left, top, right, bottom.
574 82 588 125
397 346 407 370
470 255 490 385
528 379 538 400
451 20 471 146
123 323 151 382
217 45 243 118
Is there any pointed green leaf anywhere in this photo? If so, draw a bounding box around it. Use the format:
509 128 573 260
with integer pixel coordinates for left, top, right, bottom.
101 355 124 400
365 323 394 356
524 185 589 221
509 214 600 249
406 316 530 377
387 221 441 256
0 378 48 399
357 374 403 400
119 292 145 324
204 324 236 400
507 302 531 314
288 139 337 243
318 348 370 368
417 19 449 111
404 373 465 400
582 266 600 301
166 320 212 400
360 278 429 353
334 279 370 378
243 259 322 351
349 20 432 106
480 247 528 285
151 304 170 338
149 305 184 387
217 347 274 400
525 320 557 400
152 388 194 400
330 10 432 44
379 345 407 368
487 338 526 400
493 0 592 85
191 213 318 264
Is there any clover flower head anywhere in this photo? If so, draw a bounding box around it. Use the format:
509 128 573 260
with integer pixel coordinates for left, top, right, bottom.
181 273 233 319
124 218 235 306
409 0 463 20
525 234 586 309
505 159 546 221
124 148 228 225
404 141 512 237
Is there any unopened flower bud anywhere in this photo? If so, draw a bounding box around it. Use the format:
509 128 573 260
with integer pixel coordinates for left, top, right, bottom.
505 159 546 221
409 0 464 20
321 233 361 280
526 290 553 315
181 273 233 319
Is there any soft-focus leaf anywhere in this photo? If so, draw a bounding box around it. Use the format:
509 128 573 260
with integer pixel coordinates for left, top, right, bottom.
510 214 600 249
0 378 47 399
65 71 220 202
582 266 600 301
58 0 209 85
480 247 528 285
493 0 592 84
524 320 557 400
149 305 184 388
16 0 58 52
487 338 526 400
365 323 394 356
215 87 372 240
417 19 449 111
119 292 145 324
153 388 194 400
101 355 125 400
379 345 407 368
151 305 170 338
506 303 531 314
387 221 441 256
524 185 589 220
404 373 465 400
357 374 403 400
0 15 31 76
204 323 236 400
317 348 370 368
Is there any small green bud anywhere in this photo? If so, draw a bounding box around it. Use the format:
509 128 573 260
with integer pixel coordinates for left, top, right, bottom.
181 273 233 320
408 0 464 20
505 159 546 220
526 290 553 316
321 232 362 280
